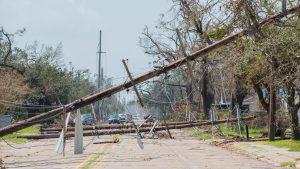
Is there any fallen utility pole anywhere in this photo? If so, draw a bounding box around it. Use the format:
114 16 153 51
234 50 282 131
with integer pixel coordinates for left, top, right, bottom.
17 116 256 139
0 6 298 137
40 120 208 133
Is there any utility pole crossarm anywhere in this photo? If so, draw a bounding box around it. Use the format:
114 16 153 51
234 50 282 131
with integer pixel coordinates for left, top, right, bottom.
122 59 144 107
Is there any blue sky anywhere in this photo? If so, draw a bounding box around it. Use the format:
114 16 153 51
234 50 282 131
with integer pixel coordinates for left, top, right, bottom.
0 0 171 83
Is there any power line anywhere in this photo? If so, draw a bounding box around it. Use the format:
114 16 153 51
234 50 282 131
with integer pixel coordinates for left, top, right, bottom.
0 100 61 109
0 137 23 149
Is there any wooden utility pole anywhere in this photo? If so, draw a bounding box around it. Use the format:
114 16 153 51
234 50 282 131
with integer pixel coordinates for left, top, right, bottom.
122 59 144 107
0 6 298 137
18 116 256 139
41 120 209 132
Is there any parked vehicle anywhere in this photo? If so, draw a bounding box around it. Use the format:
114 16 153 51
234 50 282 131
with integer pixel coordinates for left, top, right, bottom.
118 114 126 122
144 114 155 123
108 114 120 124
81 114 93 125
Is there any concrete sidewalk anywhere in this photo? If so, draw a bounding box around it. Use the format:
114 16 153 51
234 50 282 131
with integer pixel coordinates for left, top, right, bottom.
229 141 300 168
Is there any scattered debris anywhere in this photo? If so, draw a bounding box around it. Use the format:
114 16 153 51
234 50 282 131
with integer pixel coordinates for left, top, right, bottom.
143 156 152 161
0 158 6 169
93 140 119 144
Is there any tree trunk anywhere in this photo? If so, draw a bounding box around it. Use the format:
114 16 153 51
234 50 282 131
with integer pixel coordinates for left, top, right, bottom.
252 81 278 139
186 82 194 104
201 55 210 120
286 84 300 140
268 85 276 141
235 76 248 110
232 75 248 116
290 107 300 139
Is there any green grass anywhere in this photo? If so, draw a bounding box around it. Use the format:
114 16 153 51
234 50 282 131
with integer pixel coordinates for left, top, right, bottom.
0 125 40 143
193 125 266 140
246 127 267 138
219 124 266 138
192 130 212 140
261 140 300 152
218 125 238 138
280 161 296 168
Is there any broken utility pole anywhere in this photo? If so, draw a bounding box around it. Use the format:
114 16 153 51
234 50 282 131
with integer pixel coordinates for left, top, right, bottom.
0 6 298 137
122 59 144 107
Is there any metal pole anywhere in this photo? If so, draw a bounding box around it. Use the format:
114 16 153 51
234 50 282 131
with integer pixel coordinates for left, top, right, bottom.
62 106 66 156
246 124 249 141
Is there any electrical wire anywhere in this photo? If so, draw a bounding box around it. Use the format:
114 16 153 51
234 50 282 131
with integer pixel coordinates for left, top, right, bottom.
0 100 61 109
138 67 206 104
0 137 23 149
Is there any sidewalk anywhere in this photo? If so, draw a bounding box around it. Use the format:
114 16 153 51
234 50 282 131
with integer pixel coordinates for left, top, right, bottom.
229 141 300 168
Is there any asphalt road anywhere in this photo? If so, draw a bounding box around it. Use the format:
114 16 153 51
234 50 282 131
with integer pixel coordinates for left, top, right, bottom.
95 130 279 169
0 129 280 169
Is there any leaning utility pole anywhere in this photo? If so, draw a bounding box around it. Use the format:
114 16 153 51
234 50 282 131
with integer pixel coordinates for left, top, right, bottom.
122 59 144 107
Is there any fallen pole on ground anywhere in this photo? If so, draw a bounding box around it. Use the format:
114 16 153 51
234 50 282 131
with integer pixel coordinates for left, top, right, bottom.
40 120 208 132
0 6 298 137
17 116 255 139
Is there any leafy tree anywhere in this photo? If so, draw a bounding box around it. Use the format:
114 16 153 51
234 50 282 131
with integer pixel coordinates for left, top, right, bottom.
140 0 299 140
0 28 123 122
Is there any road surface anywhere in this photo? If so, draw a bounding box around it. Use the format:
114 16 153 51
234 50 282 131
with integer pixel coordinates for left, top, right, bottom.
0 129 280 169
94 130 278 169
